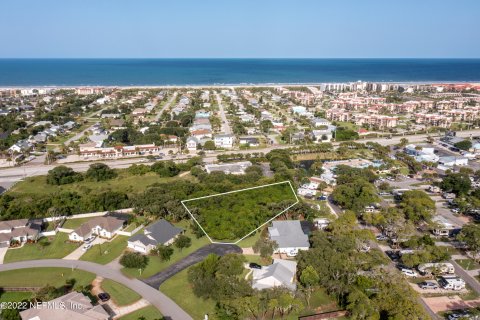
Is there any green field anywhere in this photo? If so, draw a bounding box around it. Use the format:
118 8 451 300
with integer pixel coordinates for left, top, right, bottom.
159 267 215 320
184 182 297 242
0 292 33 303
100 279 141 306
0 268 95 289
8 171 185 198
4 233 80 263
80 235 128 265
455 258 480 270
118 306 163 320
122 222 210 279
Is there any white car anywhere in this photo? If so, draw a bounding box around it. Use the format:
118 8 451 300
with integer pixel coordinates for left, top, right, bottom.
286 249 299 257
82 244 92 251
401 268 418 278
84 235 96 244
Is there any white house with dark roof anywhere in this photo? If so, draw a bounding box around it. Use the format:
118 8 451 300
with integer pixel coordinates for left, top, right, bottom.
68 216 126 242
252 259 297 291
127 219 183 253
268 220 310 256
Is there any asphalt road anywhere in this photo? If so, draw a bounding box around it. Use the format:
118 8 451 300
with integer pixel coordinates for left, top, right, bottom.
0 259 193 320
2 128 480 190
215 92 232 134
143 243 242 288
155 93 178 121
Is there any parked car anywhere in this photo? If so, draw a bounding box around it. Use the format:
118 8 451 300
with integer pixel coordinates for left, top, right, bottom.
419 281 438 290
385 250 400 261
84 235 96 243
249 263 262 270
376 234 388 241
401 268 418 278
82 244 92 251
98 292 110 302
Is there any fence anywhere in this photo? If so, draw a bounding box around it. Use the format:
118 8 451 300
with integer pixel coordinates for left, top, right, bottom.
299 310 348 320
43 208 134 222
0 287 41 292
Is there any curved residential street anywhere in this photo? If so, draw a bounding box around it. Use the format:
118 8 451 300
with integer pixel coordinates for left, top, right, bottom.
143 243 242 288
0 259 193 320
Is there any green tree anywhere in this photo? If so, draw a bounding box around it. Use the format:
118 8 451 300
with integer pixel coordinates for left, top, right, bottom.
152 244 174 261
46 165 83 185
119 252 149 269
203 140 216 150
399 190 435 222
85 163 117 181
441 172 472 195
253 237 278 259
174 234 191 251
458 223 480 262
454 140 472 151
299 265 319 306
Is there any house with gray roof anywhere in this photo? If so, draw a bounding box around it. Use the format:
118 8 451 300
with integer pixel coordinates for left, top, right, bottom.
20 291 109 320
127 219 183 254
252 259 297 291
268 220 310 257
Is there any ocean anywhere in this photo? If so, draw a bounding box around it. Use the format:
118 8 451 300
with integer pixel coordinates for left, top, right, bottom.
0 59 479 86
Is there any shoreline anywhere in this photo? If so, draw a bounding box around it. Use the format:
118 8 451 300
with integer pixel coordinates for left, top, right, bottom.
2 81 480 90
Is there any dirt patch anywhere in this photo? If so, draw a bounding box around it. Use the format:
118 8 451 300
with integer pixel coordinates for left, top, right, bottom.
422 295 480 313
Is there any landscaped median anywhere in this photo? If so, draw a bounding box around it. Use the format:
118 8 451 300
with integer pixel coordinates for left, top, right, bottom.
3 232 80 263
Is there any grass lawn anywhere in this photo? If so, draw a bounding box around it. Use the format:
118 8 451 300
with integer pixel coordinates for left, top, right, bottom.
4 233 80 263
100 279 141 306
8 171 185 199
62 217 93 229
0 268 95 289
0 292 33 302
159 267 215 320
80 235 128 265
237 229 262 248
455 258 480 270
122 222 210 279
118 306 163 320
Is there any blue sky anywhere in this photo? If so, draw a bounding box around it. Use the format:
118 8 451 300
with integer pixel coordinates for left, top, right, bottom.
0 0 479 58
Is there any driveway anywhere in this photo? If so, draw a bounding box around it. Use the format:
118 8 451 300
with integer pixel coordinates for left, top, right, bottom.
0 259 192 320
63 237 107 260
143 243 242 288
0 246 8 264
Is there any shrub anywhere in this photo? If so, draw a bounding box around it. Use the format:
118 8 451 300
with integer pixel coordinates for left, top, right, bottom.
119 252 149 269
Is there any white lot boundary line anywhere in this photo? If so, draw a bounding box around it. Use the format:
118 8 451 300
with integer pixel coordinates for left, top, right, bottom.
181 181 299 245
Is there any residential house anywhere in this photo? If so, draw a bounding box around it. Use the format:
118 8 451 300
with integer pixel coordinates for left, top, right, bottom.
205 161 252 175
214 134 235 148
268 220 310 256
0 219 42 247
251 259 297 291
127 219 183 253
186 136 200 151
68 216 126 242
20 291 109 320
239 137 260 147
